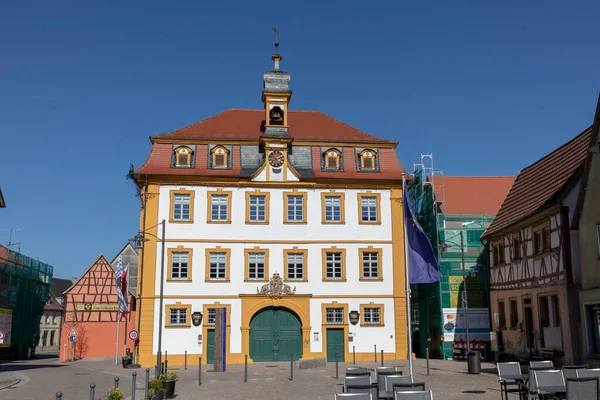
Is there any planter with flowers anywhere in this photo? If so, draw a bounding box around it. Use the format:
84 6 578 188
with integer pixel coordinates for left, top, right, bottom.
107 387 124 400
159 371 178 398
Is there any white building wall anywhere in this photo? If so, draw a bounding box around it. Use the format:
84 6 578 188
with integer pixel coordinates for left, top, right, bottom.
155 186 392 245
154 298 243 355
151 185 397 357
309 298 396 354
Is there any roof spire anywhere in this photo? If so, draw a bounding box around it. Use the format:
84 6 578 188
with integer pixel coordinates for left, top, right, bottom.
271 27 282 70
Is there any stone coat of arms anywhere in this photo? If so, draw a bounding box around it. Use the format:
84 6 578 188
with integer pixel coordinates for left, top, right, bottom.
257 272 296 299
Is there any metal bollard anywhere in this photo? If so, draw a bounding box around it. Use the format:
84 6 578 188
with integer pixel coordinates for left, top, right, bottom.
374 344 377 363
89 383 95 400
290 353 294 381
114 376 119 389
426 347 430 376
184 351 187 370
161 362 164 376
335 352 339 379
353 345 356 365
131 372 137 400
155 364 159 379
56 392 63 400
165 359 168 373
244 355 248 383
381 349 384 367
145 368 150 400
198 357 202 386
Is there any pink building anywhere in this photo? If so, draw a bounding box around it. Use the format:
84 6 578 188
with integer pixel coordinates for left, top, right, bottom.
60 255 136 361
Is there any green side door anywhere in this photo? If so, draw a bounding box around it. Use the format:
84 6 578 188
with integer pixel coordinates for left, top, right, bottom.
206 330 215 364
326 328 345 362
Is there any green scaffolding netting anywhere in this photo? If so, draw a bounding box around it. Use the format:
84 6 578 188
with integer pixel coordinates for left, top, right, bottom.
409 170 492 360
0 249 53 359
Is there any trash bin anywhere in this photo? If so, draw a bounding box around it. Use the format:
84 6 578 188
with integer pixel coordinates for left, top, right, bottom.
468 351 481 374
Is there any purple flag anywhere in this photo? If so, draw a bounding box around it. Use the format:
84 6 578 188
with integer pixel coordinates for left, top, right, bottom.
404 183 441 284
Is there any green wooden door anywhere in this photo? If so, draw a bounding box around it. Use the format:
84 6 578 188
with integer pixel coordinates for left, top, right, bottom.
326 328 345 362
206 330 215 364
250 307 302 362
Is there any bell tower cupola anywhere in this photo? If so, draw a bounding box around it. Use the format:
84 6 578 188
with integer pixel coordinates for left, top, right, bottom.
261 29 292 139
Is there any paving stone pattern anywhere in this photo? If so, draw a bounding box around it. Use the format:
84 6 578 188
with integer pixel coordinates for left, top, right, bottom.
0 357 504 400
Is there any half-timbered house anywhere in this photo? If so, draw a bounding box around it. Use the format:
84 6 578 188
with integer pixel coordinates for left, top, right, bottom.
483 127 592 364
60 255 136 360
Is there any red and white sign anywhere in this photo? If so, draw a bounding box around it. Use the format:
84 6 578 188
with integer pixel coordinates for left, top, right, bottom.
0 331 5 341
128 330 139 341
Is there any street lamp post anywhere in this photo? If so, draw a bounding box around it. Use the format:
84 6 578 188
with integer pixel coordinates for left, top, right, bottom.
439 230 471 354
130 219 166 378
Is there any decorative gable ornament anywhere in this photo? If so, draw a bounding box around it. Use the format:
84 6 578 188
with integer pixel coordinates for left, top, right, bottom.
257 272 296 299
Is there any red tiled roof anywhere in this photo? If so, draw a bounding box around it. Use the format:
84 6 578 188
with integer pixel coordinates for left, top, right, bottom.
311 147 406 180
136 144 243 176
484 127 593 238
44 293 63 311
153 109 396 144
432 176 514 214
136 109 405 180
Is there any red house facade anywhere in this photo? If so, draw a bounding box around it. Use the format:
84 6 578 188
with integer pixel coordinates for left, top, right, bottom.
60 255 136 361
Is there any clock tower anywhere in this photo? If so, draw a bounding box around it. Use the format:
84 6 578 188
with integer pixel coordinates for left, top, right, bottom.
256 39 297 182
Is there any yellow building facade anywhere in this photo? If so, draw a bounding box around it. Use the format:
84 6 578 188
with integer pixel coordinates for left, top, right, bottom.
132 47 409 366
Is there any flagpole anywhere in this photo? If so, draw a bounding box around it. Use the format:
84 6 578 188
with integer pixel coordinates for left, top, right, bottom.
115 311 120 364
402 174 414 381
123 264 130 358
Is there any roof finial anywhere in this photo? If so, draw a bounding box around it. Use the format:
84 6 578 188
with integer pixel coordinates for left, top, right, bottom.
271 27 282 70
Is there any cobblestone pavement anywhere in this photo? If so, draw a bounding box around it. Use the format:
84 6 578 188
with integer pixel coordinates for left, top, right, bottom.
0 356 503 400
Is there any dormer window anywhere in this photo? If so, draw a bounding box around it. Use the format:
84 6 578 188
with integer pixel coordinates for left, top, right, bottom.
269 106 284 125
211 146 229 168
175 146 193 167
324 148 341 170
359 150 376 170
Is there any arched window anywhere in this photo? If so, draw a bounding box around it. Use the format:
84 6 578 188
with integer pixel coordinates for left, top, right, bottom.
359 149 376 170
211 146 229 168
324 148 342 170
174 146 193 167
269 106 284 125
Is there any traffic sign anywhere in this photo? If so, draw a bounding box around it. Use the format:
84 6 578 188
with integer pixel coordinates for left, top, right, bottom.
128 330 139 341
0 331 4 340
70 329 77 336
68 335 77 343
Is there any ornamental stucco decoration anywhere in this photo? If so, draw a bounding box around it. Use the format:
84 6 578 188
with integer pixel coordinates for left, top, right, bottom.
257 272 296 299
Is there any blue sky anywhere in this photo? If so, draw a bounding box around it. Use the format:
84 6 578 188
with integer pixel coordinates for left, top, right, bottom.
0 1 598 278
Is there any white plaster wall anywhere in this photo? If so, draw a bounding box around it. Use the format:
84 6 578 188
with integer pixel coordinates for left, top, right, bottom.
155 186 392 243
153 298 242 355
153 297 396 356
157 242 394 297
309 298 396 354
150 185 397 356
154 186 395 296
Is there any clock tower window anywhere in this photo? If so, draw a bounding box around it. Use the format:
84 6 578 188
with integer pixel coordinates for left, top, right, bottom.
269 106 284 125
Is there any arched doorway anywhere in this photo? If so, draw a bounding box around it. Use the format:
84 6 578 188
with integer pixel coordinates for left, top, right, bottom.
250 307 302 362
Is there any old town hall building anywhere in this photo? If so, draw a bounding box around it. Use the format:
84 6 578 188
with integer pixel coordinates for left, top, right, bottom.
132 46 409 366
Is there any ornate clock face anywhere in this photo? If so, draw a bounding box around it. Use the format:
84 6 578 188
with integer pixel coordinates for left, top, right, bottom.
268 150 284 167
